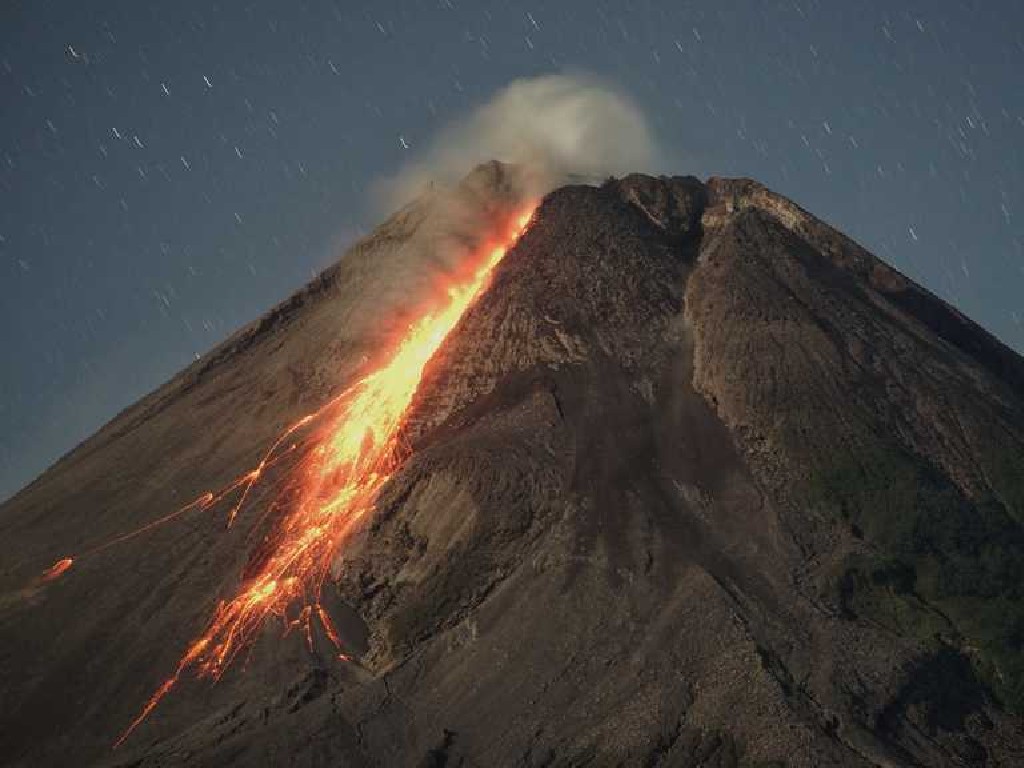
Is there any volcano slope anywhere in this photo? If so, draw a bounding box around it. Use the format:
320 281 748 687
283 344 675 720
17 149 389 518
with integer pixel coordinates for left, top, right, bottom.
2 162 1024 767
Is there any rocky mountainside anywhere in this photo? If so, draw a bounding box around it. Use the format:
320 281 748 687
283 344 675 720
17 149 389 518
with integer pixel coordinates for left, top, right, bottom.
1 161 1023 767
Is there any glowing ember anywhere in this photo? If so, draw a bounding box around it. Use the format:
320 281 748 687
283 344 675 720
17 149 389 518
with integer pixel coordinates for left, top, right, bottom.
41 558 74 582
104 203 536 747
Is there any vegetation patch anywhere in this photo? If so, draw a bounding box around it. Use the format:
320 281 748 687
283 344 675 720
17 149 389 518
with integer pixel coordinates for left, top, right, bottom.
810 441 1024 713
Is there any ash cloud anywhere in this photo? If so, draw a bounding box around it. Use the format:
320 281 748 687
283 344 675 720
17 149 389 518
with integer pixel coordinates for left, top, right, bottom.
378 73 660 209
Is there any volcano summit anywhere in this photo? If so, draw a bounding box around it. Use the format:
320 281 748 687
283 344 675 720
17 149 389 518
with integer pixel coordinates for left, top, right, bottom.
1 162 1023 767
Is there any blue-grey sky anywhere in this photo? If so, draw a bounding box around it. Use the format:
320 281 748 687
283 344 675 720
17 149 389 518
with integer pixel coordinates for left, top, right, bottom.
2 0 1022 501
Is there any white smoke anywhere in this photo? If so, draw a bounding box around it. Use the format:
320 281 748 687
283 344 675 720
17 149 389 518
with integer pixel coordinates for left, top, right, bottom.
379 73 659 208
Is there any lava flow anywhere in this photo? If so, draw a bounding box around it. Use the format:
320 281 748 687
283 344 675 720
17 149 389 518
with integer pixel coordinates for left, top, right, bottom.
103 202 536 747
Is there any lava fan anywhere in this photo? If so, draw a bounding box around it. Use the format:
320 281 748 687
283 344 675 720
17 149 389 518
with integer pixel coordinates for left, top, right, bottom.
38 202 537 746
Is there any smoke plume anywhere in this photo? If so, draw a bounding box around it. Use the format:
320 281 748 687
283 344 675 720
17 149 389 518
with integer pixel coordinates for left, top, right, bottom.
379 73 659 208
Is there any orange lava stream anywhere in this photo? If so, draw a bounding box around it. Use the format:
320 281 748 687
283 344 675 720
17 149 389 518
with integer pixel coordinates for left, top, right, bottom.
41 558 74 582
110 203 536 747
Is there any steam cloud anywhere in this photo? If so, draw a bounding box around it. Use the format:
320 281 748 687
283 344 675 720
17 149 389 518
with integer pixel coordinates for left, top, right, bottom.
379 73 659 208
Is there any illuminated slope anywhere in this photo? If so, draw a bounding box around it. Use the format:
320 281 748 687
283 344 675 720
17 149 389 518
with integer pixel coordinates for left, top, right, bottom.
105 205 536 745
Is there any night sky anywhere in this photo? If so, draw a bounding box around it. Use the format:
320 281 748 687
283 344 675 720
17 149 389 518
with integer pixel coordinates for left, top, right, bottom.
2 1 1022 501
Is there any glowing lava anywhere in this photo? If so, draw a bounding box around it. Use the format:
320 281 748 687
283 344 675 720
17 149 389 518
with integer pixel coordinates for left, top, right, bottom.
104 203 536 747
41 558 74 582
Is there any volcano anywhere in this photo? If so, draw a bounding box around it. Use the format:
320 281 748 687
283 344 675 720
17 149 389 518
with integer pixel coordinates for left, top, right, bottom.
2 161 1023 767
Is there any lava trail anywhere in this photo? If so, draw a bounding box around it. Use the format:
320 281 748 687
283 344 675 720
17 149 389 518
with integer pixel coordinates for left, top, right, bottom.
107 203 536 747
